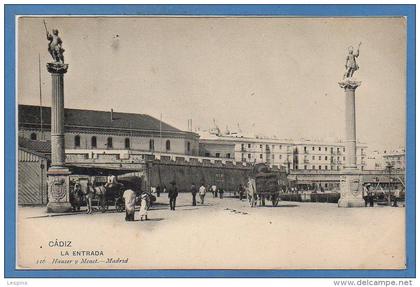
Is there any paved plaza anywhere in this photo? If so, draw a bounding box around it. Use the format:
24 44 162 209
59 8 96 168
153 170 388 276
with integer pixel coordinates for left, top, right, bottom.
17 193 405 270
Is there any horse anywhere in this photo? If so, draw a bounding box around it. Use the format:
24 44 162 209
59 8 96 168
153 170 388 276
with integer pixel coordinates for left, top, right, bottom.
246 178 257 207
69 182 83 211
85 182 107 214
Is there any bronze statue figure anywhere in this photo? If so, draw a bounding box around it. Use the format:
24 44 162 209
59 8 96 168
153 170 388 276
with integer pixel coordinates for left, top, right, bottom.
44 20 65 64
343 42 361 79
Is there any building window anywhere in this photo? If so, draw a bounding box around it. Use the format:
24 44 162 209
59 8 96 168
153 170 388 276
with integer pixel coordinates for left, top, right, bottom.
215 153 220 158
125 138 130 149
272 154 275 160
325 147 328 151
312 165 315 169
312 146 315 151
343 156 346 161
319 165 322 170
279 155 282 159
319 156 321 160
166 140 171 151
304 146 307 152
91 136 97 148
260 144 263 148
74 135 81 147
30 133 37 140
343 148 346 152
312 156 315 160
226 153 231 159
337 148 340 152
325 166 328 170
187 142 191 152
260 154 263 159
304 165 307 170
319 147 321 151
107 137 113 148
248 144 251 148
325 156 328 160
279 145 282 149
205 152 210 157
248 154 251 159
149 139 154 151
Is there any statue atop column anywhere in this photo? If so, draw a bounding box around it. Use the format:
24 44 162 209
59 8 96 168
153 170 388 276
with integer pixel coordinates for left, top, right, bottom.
44 20 65 64
343 42 361 79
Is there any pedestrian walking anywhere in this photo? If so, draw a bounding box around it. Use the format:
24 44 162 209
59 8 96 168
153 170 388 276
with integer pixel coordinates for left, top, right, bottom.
393 189 399 207
156 185 161 197
139 192 150 221
211 184 217 198
168 181 178 210
199 183 207 204
191 182 197 206
219 187 224 199
123 188 137 221
369 191 374 207
238 184 245 201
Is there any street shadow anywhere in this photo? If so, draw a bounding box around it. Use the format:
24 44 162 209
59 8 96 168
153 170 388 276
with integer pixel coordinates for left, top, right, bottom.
179 207 200 211
258 204 298 208
132 218 164 222
152 202 169 206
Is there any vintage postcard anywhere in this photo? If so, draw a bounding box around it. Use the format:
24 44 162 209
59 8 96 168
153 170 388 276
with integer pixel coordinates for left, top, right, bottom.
12 12 411 273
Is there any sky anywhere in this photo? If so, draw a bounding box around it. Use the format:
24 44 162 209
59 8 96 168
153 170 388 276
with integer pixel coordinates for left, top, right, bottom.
18 17 406 151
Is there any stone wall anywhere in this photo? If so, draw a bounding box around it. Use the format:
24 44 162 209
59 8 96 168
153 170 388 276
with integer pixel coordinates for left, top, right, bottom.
145 157 253 192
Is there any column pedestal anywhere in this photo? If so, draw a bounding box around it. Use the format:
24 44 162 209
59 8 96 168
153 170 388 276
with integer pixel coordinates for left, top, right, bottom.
338 169 365 208
338 79 365 208
47 167 72 213
46 62 71 213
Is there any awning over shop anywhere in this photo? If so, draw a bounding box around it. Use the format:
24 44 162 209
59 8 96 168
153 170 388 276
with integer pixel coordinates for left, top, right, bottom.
66 164 142 176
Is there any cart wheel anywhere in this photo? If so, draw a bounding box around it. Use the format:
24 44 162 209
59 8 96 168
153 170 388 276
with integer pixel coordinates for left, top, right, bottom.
100 202 108 213
116 202 124 213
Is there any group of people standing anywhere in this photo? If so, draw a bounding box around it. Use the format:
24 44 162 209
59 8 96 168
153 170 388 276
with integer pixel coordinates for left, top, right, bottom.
122 186 151 222
123 181 248 221
190 183 210 206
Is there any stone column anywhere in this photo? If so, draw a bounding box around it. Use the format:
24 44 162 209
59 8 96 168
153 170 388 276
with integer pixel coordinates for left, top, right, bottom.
338 79 365 207
46 63 72 213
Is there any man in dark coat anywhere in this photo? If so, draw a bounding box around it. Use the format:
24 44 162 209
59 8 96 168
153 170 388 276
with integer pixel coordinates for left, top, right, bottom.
156 185 161 197
191 183 197 206
168 181 178 210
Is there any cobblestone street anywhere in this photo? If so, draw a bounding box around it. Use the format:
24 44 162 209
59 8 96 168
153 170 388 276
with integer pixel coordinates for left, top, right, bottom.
17 192 405 270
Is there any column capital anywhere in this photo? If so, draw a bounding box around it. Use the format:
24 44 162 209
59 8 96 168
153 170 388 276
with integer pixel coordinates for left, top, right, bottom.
338 79 361 90
47 62 69 74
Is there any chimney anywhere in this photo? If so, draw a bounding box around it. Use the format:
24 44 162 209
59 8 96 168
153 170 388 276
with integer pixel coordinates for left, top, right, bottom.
111 108 114 122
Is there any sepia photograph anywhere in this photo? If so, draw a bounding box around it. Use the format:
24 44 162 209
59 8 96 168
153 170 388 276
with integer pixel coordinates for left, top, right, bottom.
11 11 411 273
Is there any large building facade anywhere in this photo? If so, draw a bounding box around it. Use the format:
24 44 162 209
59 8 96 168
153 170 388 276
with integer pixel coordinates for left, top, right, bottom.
19 105 200 156
199 132 368 172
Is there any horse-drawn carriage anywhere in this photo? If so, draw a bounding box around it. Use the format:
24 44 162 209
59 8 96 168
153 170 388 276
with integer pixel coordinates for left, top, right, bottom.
69 174 149 213
246 163 281 207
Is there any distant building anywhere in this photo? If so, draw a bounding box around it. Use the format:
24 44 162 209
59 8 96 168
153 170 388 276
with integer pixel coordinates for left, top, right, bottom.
19 105 200 156
384 149 406 170
366 148 405 171
198 129 367 172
